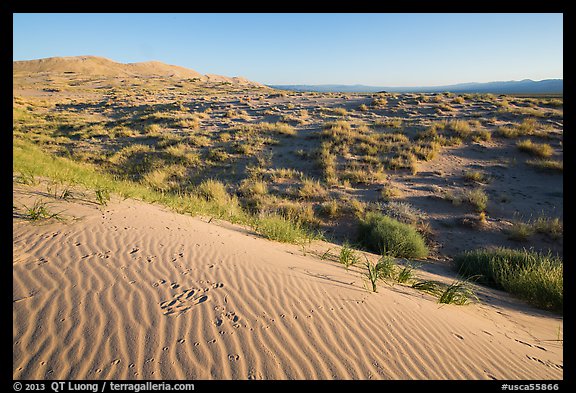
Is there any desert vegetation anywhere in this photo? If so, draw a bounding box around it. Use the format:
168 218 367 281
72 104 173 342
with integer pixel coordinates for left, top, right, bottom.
13 66 563 312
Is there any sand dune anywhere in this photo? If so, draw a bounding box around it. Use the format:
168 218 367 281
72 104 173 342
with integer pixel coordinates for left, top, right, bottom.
12 184 563 380
13 56 262 86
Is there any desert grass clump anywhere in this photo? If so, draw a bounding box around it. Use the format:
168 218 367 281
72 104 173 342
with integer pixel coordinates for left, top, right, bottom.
371 96 388 107
516 139 554 158
453 248 562 311
322 120 352 142
507 222 535 241
383 201 428 225
471 129 491 142
445 119 472 139
412 141 440 161
298 178 328 200
438 280 479 305
339 242 360 270
238 179 268 197
207 148 230 163
165 143 201 165
254 214 315 244
319 199 341 219
411 280 443 296
462 188 488 212
532 216 563 240
21 200 62 221
357 212 428 258
364 255 396 292
327 107 349 117
379 182 403 201
95 187 111 206
258 122 296 136
526 159 563 173
358 104 369 112
452 95 465 104
317 143 339 185
396 262 417 284
14 170 37 185
341 167 385 185
463 170 489 183
196 179 231 204
374 118 403 129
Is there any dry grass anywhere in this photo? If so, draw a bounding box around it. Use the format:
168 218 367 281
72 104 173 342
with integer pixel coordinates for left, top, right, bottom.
517 139 554 158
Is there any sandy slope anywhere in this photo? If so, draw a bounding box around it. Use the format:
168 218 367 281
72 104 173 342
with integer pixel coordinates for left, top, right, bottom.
13 185 563 380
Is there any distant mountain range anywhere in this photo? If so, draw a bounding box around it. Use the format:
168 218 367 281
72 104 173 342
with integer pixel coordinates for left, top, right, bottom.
13 56 265 87
270 79 563 94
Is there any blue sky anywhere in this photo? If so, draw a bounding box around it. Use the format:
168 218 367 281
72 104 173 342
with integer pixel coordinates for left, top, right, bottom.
13 13 563 86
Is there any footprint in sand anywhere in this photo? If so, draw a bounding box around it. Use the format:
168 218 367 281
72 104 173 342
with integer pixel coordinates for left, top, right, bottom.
160 291 208 316
158 280 225 316
228 354 240 361
111 359 121 365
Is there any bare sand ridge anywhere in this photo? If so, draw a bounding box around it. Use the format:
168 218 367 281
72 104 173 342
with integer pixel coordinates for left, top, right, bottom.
13 183 563 380
13 56 262 86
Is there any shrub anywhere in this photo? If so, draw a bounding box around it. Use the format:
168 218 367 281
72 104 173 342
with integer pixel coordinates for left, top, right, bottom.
319 199 340 219
526 159 563 173
196 179 230 204
357 212 428 258
379 183 403 201
453 248 563 312
238 179 268 197
507 222 535 241
463 188 488 212
254 214 314 244
517 139 554 158
383 201 427 225
298 178 328 200
463 170 489 183
374 118 403 129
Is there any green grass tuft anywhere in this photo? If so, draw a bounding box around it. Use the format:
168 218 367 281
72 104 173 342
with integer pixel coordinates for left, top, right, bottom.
453 248 562 312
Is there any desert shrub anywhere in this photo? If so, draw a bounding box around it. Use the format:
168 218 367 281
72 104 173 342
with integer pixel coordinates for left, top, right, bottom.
258 122 296 136
462 188 488 212
382 201 428 225
532 216 563 240
195 179 231 204
526 159 563 173
357 212 428 258
379 182 403 201
254 214 315 244
517 139 554 158
463 170 489 183
371 96 388 107
319 199 341 219
298 178 328 200
238 179 268 197
374 118 403 129
507 222 535 241
454 248 562 312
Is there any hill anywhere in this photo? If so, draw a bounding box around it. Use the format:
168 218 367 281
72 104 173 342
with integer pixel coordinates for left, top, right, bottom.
13 55 263 87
